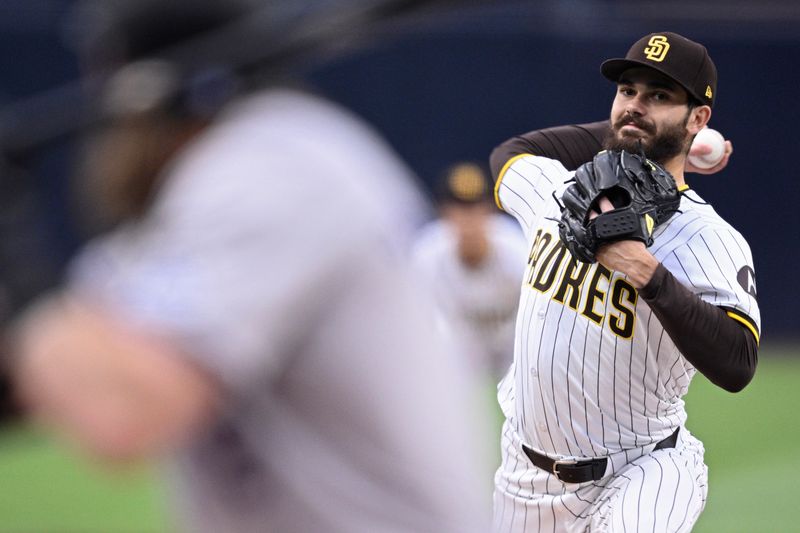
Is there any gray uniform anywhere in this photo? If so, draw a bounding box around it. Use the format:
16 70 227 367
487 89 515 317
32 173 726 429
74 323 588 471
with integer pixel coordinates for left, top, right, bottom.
69 89 490 533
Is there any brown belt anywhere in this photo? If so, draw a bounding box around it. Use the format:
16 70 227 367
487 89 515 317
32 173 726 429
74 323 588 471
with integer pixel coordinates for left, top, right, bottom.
521 427 680 484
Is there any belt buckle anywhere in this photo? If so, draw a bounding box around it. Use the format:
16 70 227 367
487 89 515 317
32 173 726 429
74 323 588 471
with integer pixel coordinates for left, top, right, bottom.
552 459 578 477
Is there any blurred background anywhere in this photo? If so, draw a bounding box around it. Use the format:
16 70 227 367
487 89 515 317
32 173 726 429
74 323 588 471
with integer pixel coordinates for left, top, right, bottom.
0 0 798 531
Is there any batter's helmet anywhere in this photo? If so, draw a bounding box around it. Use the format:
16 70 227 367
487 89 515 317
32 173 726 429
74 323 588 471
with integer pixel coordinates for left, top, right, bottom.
66 0 256 118
0 0 471 153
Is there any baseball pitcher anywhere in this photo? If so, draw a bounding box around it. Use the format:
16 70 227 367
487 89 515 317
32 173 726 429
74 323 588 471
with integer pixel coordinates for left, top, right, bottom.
491 32 759 532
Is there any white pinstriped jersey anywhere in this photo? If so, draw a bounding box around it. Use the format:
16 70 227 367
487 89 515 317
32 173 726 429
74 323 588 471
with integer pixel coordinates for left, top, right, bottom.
495 154 760 458
412 215 528 380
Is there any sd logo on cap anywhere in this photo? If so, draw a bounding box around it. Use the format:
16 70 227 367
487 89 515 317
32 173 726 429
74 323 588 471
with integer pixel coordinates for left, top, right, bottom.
601 32 717 108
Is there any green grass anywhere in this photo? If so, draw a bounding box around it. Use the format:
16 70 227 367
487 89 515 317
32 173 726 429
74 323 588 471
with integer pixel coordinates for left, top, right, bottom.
0 428 170 533
686 345 800 533
0 345 797 532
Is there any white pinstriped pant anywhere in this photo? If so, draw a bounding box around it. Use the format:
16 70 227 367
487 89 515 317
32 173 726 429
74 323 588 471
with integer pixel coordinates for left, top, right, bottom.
492 420 708 533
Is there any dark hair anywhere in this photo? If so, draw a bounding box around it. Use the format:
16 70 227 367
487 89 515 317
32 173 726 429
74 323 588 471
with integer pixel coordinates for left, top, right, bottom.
687 97 703 111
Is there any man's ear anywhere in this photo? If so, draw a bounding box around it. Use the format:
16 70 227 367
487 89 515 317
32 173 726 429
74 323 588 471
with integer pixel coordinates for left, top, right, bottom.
687 105 712 135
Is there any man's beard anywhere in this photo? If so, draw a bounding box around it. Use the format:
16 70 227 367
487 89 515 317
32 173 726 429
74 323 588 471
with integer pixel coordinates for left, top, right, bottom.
604 113 690 164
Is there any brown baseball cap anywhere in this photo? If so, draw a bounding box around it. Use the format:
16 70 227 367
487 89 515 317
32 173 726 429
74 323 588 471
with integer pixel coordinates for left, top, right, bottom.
436 162 491 205
601 32 717 107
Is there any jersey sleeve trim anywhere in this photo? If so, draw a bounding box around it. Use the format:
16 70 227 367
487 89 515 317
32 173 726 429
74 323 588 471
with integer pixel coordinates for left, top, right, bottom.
494 153 531 210
725 309 760 345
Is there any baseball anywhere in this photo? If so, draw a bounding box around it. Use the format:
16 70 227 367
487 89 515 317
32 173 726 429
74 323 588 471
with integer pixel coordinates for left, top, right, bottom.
688 127 726 169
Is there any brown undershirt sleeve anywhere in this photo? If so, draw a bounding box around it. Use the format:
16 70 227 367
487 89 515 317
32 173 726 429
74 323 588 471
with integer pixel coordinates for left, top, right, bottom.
638 263 758 392
490 120 611 181
491 122 758 392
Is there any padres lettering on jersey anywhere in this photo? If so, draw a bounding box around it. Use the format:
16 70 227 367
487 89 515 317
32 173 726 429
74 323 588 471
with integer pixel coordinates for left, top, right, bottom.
524 229 637 339
495 154 760 459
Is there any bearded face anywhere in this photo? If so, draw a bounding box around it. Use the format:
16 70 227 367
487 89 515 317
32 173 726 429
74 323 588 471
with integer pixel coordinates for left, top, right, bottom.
604 108 692 164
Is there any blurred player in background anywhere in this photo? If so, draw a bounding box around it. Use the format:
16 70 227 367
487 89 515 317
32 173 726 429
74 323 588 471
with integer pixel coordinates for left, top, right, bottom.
413 162 527 383
6 1 490 532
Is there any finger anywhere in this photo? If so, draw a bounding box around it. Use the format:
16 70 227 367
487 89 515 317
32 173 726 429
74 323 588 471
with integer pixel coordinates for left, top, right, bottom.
702 150 731 174
599 197 614 212
689 143 713 156
724 140 733 156
588 196 616 220
686 140 733 175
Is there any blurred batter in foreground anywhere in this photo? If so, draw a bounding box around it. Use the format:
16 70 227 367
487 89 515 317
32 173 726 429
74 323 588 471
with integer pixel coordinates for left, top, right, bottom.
8 2 490 532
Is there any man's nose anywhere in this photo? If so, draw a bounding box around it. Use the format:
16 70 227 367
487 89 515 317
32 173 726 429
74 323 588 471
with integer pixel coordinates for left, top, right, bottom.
625 106 643 118
625 96 646 117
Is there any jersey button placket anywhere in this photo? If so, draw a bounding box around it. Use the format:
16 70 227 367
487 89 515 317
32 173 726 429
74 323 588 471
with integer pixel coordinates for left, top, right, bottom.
532 310 544 379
